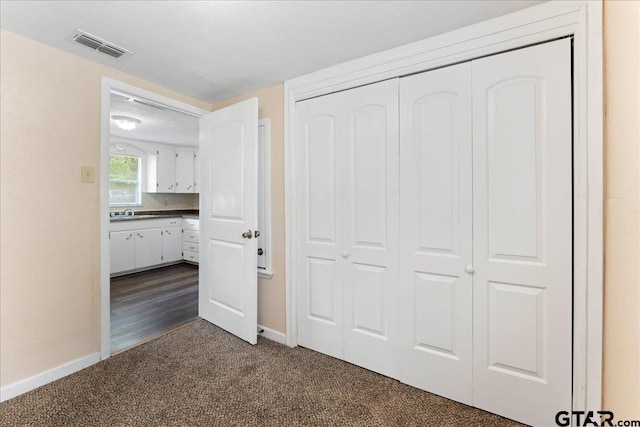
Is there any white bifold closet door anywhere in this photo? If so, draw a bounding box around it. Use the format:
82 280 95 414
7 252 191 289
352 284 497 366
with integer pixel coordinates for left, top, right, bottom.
295 38 572 427
399 62 474 404
471 39 572 425
296 79 400 378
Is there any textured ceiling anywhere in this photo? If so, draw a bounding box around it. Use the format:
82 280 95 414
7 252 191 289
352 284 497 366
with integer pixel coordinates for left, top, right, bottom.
110 92 199 146
1 1 544 104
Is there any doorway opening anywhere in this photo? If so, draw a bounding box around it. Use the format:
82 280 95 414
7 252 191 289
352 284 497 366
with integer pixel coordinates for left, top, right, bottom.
107 87 203 353
100 79 272 358
100 78 209 359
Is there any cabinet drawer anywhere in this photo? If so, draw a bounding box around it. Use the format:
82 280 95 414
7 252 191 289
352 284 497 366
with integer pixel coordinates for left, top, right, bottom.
183 218 199 231
183 242 199 253
183 230 199 243
163 218 183 227
183 251 199 263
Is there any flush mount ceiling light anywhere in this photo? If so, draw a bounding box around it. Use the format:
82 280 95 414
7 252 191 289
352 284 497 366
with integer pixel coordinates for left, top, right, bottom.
111 115 141 131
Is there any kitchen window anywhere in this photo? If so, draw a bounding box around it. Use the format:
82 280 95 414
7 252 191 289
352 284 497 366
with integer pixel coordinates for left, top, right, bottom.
109 154 141 206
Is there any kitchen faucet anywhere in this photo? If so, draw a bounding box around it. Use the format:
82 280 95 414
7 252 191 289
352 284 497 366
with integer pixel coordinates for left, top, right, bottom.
122 208 135 217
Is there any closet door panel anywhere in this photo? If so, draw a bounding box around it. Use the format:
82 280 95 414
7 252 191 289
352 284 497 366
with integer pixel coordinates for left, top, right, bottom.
399 62 473 404
296 98 345 359
472 39 572 427
343 79 400 379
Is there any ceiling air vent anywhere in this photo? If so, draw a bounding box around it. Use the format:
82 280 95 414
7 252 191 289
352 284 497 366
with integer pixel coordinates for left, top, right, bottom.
71 29 132 60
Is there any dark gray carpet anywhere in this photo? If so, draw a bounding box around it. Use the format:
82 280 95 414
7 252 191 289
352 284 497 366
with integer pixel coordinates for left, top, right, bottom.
0 320 524 426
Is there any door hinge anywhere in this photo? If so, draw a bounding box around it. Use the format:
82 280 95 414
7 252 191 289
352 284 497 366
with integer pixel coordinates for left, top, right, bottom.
157 150 159 155
161 231 163 236
161 256 164 261
176 153 178 158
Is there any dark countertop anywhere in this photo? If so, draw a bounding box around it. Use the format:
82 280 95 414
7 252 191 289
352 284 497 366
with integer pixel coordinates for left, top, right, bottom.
110 209 199 222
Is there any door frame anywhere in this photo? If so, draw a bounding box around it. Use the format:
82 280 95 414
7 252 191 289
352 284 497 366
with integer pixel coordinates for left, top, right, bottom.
283 0 603 413
99 77 209 360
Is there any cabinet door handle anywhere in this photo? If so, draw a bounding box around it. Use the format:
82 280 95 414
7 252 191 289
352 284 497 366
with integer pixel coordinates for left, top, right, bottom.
137 233 143 238
126 234 133 240
166 230 172 235
168 184 174 189
186 185 192 190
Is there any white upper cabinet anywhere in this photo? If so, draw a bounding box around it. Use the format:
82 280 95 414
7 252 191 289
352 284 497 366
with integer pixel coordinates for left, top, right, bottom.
147 146 199 194
176 149 196 193
155 147 176 192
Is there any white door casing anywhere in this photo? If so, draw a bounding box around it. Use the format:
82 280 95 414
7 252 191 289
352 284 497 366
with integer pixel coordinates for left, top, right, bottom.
471 39 573 425
199 98 259 345
399 62 473 403
257 119 270 270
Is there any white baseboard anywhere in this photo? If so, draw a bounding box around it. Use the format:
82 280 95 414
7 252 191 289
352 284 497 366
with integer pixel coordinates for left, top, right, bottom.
258 324 286 345
0 352 100 403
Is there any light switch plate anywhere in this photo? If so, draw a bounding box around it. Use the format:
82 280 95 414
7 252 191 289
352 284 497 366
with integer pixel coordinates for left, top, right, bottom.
81 166 95 183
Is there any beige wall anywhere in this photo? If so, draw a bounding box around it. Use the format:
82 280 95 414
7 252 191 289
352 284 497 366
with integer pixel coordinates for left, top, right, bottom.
603 0 640 418
0 29 210 387
211 85 286 333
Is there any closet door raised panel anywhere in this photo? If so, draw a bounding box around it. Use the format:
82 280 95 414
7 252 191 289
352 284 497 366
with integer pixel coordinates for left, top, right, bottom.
472 39 572 426
342 79 400 379
296 96 344 359
399 63 473 403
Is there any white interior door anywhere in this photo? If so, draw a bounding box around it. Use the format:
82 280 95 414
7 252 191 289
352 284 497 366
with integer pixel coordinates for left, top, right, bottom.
296 91 345 359
296 79 400 377
199 98 258 345
471 39 572 426
341 79 400 378
399 62 473 403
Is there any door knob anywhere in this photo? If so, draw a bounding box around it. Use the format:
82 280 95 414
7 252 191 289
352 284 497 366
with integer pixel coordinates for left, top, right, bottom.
464 265 474 274
242 229 253 239
341 251 349 258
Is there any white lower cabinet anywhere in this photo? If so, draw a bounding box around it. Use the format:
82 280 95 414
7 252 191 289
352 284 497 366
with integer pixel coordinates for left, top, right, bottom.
134 228 163 268
110 231 135 273
110 217 184 275
182 218 199 264
295 39 572 426
162 226 183 263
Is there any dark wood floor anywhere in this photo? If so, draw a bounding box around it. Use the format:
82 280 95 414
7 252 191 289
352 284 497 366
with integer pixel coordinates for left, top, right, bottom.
110 263 199 353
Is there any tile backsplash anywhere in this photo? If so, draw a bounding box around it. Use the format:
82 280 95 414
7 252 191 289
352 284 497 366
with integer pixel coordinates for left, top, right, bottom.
109 193 199 212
